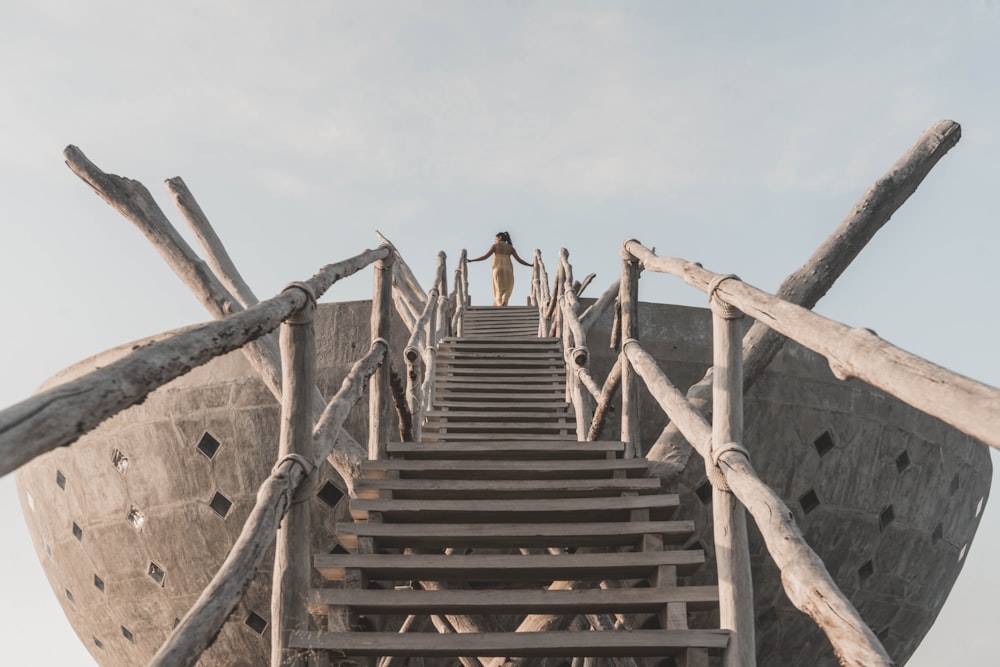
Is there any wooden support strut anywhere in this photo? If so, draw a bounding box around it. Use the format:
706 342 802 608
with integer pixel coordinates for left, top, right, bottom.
370 252 395 460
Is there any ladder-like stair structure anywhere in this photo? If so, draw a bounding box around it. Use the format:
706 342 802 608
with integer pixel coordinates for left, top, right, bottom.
292 307 728 663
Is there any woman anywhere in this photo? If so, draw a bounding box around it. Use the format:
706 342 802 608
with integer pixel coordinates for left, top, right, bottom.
468 231 533 306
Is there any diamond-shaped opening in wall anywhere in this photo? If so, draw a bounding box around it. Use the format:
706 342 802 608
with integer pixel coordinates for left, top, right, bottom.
65 588 75 605
330 542 350 555
111 448 129 475
245 611 268 635
879 505 895 531
950 473 961 496
127 506 145 530
197 432 221 459
799 489 820 515
94 574 105 593
93 636 104 651
72 522 83 541
932 523 944 544
858 559 874 582
813 431 834 457
148 561 166 587
895 450 910 473
209 492 233 518
695 480 713 504
56 469 66 490
121 626 135 644
317 480 345 508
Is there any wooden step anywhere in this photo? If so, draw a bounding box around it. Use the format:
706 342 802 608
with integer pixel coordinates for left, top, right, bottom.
423 409 574 420
349 494 679 522
361 458 649 479
386 440 623 459
337 520 695 550
289 629 730 657
353 477 663 500
432 399 571 409
420 432 576 442
315 550 707 582
310 586 719 614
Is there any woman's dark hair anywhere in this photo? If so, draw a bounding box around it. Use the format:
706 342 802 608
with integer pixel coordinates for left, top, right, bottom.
496 231 512 244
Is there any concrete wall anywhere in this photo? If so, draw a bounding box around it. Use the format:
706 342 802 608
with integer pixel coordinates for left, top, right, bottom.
15 300 991 666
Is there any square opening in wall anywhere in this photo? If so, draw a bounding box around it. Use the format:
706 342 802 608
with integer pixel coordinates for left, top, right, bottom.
72 522 83 541
148 561 166 586
94 574 105 593
121 626 135 644
56 470 66 490
879 505 895 531
895 451 910 473
111 449 129 475
799 489 820 515
197 432 221 459
127 506 146 530
210 492 233 518
245 611 268 635
317 480 345 508
813 431 834 457
330 543 350 555
858 559 874 581
695 480 713 504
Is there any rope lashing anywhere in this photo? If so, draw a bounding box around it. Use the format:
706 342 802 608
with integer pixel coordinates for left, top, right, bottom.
707 442 752 492
281 281 317 324
273 453 317 504
706 273 742 320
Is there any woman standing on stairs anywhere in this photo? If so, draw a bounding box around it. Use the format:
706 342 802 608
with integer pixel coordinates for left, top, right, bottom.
468 231 533 306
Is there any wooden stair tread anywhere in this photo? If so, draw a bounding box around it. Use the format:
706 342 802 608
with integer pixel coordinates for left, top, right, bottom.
337 520 695 549
361 458 649 479
289 630 730 656
315 550 707 581
310 586 720 613
353 477 663 499
386 440 623 458
349 494 679 521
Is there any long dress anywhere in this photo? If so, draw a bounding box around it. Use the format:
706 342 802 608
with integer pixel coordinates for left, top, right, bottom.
492 252 515 306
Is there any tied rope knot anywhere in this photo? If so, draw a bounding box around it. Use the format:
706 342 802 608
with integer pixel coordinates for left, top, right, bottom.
281 281 317 324
706 274 742 320
707 442 751 492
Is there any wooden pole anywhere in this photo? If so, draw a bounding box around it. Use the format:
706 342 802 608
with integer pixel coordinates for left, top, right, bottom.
376 230 427 313
622 340 891 667
709 296 755 667
643 119 964 477
578 278 620 332
626 240 1000 453
271 286 316 667
149 342 386 667
619 242 641 458
370 253 394 460
588 357 622 441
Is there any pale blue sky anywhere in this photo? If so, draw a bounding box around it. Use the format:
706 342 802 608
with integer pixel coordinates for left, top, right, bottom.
2 1 999 664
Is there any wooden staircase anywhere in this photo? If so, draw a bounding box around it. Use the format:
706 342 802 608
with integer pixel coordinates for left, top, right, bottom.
291 307 728 663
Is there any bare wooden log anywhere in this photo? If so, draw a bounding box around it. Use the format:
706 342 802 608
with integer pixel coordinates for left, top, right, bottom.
619 244 640 458
377 230 427 313
628 240 1000 452
370 253 394 459
389 365 413 442
63 145 384 487
577 367 603 402
622 340 891 667
1 277 332 477
587 357 622 442
579 278 620 332
405 286 440 439
271 293 317 667
576 272 596 297
165 177 259 308
642 119 964 476
709 303 755 667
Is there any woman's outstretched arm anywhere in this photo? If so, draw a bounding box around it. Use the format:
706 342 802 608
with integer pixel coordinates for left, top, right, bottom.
511 247 533 267
468 244 497 262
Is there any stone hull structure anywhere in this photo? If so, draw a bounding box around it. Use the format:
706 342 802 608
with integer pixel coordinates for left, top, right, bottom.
15 300 991 666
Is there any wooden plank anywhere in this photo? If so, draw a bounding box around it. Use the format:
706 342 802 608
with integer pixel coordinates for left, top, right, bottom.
361 458 649 479
423 411 573 420
421 421 571 430
315 550 706 582
310 586 719 614
349 494 679 522
420 433 576 442
336 520 695 550
438 367 566 376
386 440 623 459
289 630 730 656
432 400 571 408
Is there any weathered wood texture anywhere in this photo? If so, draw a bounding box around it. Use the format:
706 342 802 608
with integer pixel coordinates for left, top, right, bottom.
627 240 1000 453
619 245 640 457
622 340 892 667
644 119 963 477
149 340 385 667
710 306 755 667
271 297 316 667
165 176 259 308
370 254 395 459
377 230 427 314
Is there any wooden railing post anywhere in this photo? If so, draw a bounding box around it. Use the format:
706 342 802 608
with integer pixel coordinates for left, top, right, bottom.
620 241 641 458
709 283 756 667
370 248 394 460
271 284 317 667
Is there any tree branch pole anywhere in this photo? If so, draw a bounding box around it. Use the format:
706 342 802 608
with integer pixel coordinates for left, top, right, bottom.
405 287 440 442
578 278 620 332
376 230 427 314
588 357 622 441
165 177 260 309
643 119 964 477
622 340 891 667
709 296 755 667
619 243 641 458
370 253 395 460
149 341 386 667
271 287 316 667
63 145 386 491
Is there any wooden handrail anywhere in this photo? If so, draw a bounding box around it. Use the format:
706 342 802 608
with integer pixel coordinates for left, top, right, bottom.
625 240 1000 452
